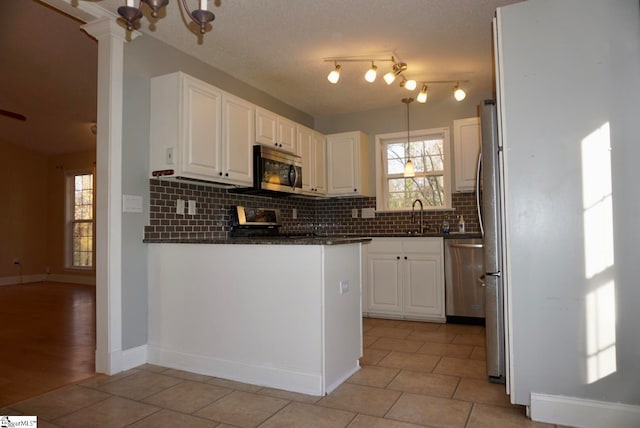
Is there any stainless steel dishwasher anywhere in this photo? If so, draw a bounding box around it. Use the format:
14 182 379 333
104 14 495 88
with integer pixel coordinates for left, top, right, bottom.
445 238 485 320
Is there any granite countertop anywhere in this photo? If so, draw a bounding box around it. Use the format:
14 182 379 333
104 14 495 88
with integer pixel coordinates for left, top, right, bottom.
144 232 481 245
144 236 373 245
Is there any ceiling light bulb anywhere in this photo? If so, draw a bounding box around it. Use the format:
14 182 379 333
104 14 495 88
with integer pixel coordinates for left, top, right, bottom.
383 71 396 85
453 84 466 101
405 79 417 91
365 63 377 83
417 85 428 103
327 64 341 84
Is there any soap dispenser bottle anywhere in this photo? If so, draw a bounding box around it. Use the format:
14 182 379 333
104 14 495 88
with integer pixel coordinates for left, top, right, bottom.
458 215 465 233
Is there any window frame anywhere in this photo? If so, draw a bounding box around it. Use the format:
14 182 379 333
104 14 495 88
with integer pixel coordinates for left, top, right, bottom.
375 127 452 212
65 169 96 271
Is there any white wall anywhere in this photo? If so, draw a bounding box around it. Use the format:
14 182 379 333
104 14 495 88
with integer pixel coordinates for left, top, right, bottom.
499 0 640 412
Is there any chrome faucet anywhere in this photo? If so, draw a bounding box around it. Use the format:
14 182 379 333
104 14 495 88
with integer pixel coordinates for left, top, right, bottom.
411 199 424 235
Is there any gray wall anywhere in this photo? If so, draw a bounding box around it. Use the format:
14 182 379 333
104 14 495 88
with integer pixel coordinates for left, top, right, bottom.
500 0 640 408
120 34 313 349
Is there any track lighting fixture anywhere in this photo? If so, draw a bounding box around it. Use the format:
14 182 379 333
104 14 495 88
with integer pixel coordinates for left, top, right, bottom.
327 62 341 84
365 62 378 83
416 84 428 103
453 82 467 101
118 0 215 34
323 56 469 103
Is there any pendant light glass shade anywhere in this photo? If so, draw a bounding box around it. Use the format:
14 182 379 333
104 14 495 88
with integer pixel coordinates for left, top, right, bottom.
327 63 341 84
404 159 415 177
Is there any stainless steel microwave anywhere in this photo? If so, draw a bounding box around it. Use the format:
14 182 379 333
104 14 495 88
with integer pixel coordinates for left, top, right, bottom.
252 145 302 195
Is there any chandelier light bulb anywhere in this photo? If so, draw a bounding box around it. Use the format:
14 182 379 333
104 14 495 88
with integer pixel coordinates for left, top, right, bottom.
328 64 341 84
365 63 377 83
405 79 417 91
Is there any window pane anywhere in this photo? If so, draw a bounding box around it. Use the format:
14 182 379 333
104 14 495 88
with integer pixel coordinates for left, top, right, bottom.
387 142 408 174
73 222 93 268
410 139 444 173
387 175 445 208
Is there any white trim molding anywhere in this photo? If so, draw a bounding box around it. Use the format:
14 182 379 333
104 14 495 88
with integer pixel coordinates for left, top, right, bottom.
122 345 149 371
531 393 640 428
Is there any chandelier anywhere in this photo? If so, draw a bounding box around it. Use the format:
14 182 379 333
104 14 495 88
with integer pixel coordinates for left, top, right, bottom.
324 56 468 103
117 0 215 34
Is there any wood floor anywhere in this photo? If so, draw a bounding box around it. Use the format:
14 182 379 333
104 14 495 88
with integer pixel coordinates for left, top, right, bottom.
0 281 96 407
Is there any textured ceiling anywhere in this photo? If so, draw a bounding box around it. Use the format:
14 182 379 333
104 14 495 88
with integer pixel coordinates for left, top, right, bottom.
1 0 521 155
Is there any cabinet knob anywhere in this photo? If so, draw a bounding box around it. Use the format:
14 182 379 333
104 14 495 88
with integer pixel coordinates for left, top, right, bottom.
225 172 229 177
354 188 357 192
404 256 408 260
397 256 400 260
219 172 223 176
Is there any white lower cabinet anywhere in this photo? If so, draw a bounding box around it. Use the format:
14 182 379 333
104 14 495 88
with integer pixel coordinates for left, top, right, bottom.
364 237 445 322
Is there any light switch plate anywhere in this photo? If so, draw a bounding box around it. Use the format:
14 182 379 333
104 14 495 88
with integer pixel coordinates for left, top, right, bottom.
351 209 358 218
361 208 376 219
339 280 350 295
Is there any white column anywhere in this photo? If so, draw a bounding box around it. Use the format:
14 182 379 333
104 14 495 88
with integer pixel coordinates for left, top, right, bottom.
81 18 139 375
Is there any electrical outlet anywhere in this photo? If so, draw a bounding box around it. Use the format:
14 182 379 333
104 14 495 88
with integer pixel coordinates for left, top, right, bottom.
176 199 185 215
292 208 297 219
12 258 20 265
188 200 196 215
166 148 174 165
351 209 358 218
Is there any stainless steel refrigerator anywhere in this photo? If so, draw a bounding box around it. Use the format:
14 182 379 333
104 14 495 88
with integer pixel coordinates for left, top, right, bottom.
477 99 506 383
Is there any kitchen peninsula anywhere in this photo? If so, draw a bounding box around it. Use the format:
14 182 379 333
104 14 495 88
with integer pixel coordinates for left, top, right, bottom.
146 237 368 396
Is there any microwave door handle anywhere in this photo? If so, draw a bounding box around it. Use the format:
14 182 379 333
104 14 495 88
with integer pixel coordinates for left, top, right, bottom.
288 164 296 189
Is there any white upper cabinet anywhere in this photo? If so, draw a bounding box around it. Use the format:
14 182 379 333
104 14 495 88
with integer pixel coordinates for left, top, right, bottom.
256 107 298 154
221 92 254 185
298 125 327 195
149 72 253 186
326 131 372 197
453 117 481 192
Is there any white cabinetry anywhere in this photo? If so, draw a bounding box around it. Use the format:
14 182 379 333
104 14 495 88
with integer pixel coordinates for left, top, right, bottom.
453 117 481 192
256 108 297 154
149 72 253 185
326 131 371 196
364 237 445 322
298 125 326 195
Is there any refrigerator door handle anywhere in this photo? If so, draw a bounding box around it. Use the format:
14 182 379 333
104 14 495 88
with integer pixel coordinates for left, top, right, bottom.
476 152 484 236
486 271 502 277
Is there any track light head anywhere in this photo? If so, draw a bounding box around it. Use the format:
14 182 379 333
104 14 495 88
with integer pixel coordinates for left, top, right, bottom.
453 83 466 101
384 61 407 85
365 62 378 83
417 84 428 103
327 63 341 84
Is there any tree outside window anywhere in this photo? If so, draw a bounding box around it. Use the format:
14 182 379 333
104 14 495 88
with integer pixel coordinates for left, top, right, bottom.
67 172 94 269
376 128 452 211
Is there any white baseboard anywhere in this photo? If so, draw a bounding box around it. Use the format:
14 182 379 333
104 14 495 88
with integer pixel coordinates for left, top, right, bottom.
0 274 46 286
147 345 324 396
122 345 148 371
325 364 360 395
0 274 95 286
48 273 96 285
531 393 640 428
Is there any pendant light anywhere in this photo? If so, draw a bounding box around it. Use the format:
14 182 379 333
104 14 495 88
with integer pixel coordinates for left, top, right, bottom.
402 97 415 178
327 62 341 84
364 62 378 83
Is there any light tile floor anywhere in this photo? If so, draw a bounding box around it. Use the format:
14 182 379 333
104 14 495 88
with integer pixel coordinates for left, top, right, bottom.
1 318 561 427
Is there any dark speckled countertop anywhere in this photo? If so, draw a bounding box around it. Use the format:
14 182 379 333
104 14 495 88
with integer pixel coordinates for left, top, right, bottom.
144 232 481 245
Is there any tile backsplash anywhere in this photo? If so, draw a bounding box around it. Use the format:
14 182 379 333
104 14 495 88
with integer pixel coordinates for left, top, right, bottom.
144 179 481 240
